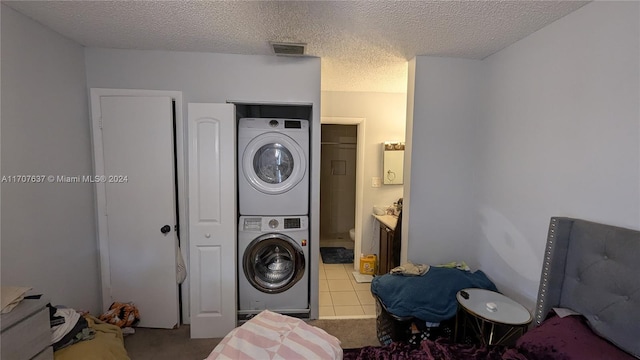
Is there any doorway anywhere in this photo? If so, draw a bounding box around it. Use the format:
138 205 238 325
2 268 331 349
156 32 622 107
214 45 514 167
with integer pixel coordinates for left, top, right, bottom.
320 124 357 248
318 118 374 318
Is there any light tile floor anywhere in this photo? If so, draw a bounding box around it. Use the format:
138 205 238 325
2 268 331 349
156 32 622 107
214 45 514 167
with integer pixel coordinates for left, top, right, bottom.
318 258 377 319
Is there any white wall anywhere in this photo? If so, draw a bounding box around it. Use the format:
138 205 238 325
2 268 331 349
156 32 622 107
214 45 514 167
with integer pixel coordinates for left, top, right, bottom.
477 1 639 307
84 48 322 317
405 57 484 269
321 91 406 258
1 5 101 313
402 60 417 265
408 1 639 309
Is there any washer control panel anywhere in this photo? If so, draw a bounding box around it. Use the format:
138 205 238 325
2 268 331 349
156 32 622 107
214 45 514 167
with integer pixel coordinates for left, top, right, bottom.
241 216 308 231
283 218 301 229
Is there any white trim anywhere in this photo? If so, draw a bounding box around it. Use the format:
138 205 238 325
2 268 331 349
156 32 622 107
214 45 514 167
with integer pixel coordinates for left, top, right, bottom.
89 88 189 322
320 117 366 272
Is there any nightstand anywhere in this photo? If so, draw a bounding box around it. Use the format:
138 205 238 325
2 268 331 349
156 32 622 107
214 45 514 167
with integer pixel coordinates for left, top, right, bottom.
455 288 532 346
0 298 53 360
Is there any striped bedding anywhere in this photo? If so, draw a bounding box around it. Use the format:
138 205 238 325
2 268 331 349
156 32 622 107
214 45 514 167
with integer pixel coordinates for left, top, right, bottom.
206 310 342 360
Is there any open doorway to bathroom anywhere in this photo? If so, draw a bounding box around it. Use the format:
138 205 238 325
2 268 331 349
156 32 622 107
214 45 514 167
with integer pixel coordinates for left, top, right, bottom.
320 124 357 249
319 122 376 319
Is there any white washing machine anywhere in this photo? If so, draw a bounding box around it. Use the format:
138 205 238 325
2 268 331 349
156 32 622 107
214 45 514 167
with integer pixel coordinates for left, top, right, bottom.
237 216 309 318
238 118 309 216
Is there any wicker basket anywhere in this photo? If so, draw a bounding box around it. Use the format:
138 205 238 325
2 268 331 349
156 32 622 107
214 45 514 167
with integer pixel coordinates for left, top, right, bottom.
374 294 414 345
374 294 456 346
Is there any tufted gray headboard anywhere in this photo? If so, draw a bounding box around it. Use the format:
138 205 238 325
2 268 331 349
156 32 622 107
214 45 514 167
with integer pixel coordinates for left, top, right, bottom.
535 217 640 358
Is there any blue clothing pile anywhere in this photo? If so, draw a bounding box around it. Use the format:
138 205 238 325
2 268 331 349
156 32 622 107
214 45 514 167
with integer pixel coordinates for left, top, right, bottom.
371 266 498 322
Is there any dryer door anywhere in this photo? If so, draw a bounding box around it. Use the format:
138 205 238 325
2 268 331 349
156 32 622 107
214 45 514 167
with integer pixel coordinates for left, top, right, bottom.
242 132 306 195
243 233 305 293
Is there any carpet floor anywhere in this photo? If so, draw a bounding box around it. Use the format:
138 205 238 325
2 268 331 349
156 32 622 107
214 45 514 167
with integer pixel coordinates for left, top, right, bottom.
124 325 219 360
308 318 380 349
124 317 379 359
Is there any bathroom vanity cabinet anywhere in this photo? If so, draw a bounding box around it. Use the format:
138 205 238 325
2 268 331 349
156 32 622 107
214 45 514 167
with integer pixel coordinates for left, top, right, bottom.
378 222 396 275
374 214 399 275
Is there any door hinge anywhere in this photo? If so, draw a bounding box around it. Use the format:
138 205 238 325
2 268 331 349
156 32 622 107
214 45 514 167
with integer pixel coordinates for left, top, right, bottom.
99 118 103 129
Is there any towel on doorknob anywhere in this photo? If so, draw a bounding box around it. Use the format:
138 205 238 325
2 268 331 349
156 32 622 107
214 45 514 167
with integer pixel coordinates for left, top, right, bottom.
176 242 187 284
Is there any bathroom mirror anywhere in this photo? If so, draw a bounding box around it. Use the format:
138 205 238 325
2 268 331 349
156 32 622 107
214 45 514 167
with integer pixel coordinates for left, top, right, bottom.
383 141 404 185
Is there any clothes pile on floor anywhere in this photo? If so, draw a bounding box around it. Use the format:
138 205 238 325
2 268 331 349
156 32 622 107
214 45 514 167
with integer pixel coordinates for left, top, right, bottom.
98 302 139 335
48 304 96 351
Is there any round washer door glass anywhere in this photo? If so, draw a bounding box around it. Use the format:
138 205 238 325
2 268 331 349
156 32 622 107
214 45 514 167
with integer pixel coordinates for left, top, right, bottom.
243 133 306 195
243 234 305 294
254 143 294 184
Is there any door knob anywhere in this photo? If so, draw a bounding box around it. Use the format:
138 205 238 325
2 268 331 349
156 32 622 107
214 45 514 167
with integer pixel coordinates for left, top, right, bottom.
161 225 171 234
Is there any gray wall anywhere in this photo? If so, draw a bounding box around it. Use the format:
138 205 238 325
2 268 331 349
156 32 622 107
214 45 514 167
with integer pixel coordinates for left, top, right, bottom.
407 1 639 308
476 1 640 306
84 48 320 105
405 57 484 269
1 5 101 313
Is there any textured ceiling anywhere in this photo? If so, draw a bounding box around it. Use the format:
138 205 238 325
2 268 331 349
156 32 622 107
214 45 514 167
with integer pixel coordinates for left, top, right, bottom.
5 1 588 93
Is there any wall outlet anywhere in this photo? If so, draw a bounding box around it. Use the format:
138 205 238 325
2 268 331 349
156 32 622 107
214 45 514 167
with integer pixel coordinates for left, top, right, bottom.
372 177 382 187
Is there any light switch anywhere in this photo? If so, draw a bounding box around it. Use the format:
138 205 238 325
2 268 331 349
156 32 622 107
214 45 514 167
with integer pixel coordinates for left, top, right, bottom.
372 177 382 187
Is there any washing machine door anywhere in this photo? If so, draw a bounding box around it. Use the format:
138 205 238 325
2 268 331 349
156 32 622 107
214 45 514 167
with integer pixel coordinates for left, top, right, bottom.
243 233 305 293
242 132 306 195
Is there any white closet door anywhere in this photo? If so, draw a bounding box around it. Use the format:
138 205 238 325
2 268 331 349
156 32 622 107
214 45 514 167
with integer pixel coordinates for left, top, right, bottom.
188 103 236 338
99 96 179 329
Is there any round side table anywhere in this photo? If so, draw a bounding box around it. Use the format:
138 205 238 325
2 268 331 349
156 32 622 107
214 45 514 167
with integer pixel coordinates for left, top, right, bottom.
455 288 532 346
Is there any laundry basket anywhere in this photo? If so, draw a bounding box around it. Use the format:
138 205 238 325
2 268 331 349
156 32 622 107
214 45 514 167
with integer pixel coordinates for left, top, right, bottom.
374 294 413 345
374 294 456 346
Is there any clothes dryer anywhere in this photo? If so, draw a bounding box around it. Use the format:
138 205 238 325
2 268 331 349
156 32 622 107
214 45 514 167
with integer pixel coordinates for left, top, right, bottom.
238 118 309 216
237 216 309 318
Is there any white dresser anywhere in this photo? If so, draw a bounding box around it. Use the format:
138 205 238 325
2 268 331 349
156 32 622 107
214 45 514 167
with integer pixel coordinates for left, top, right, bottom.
0 298 53 360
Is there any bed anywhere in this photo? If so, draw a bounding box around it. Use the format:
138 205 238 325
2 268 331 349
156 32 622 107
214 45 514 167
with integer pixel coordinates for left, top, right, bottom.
206 217 638 359
343 217 639 359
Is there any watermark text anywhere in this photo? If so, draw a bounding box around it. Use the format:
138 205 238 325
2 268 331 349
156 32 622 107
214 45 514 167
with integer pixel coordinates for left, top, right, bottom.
1 175 129 183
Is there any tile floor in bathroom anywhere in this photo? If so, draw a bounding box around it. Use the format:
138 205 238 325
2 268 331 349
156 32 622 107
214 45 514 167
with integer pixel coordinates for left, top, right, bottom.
318 257 377 319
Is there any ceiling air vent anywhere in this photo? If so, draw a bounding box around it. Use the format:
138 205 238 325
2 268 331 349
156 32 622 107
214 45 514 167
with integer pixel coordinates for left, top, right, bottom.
270 41 307 56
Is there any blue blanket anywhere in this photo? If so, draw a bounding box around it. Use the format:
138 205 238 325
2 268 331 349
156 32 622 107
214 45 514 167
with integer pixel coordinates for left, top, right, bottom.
371 267 497 322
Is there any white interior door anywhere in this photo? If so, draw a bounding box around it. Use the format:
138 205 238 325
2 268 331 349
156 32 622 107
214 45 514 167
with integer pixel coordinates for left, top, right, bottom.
188 103 236 338
99 96 179 329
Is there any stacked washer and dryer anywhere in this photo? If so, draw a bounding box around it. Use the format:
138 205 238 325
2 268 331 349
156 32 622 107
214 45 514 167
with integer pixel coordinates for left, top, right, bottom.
237 118 310 320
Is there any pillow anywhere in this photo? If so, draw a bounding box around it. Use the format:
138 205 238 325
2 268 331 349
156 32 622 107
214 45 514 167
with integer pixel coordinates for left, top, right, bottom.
207 310 342 360
516 315 634 360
